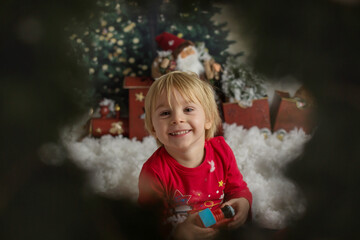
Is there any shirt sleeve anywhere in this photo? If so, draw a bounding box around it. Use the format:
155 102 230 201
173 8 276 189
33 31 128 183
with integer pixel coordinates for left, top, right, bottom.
138 163 165 206
138 161 173 238
221 138 253 207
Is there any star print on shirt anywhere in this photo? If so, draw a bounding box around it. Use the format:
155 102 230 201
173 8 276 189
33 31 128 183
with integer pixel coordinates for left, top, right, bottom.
173 189 192 206
218 180 224 187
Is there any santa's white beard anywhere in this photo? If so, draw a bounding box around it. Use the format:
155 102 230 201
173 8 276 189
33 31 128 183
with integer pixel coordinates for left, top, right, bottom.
176 51 204 76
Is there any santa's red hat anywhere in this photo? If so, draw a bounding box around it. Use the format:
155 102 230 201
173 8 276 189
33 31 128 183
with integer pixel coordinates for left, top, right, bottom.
155 32 185 52
155 32 194 58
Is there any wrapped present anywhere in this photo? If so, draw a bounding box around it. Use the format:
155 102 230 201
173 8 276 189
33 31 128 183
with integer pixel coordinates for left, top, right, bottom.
123 76 154 140
222 98 271 130
271 90 316 134
90 104 129 138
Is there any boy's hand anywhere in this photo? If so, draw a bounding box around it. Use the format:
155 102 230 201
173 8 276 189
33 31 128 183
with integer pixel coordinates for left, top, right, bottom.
221 197 250 229
173 212 218 240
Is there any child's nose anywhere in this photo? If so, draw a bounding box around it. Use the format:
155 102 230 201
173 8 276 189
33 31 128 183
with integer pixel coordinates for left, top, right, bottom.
171 111 184 124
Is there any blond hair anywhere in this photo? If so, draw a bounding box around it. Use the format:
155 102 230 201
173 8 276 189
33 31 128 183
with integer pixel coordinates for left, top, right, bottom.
145 71 221 146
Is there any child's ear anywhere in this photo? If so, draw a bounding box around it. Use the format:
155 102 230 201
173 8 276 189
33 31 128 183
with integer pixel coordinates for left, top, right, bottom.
151 127 157 136
205 119 212 130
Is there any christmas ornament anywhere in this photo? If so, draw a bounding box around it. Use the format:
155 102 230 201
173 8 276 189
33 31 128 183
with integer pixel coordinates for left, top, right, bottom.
90 100 128 138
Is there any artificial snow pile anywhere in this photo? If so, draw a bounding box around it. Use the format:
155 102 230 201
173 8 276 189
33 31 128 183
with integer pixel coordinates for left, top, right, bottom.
52 121 310 230
223 124 309 229
59 120 157 200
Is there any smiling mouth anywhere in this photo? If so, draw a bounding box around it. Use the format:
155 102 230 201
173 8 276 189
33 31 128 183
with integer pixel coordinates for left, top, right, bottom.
169 130 191 136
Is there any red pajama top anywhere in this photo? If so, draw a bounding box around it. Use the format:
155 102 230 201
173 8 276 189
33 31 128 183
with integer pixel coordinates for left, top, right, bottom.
138 136 252 225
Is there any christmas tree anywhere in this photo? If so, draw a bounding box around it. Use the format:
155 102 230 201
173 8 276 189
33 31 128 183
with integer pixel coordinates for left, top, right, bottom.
157 0 236 63
68 0 153 115
68 0 238 115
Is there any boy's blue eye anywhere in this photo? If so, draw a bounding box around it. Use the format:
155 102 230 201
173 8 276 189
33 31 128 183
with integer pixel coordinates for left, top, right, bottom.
160 111 170 116
184 107 194 112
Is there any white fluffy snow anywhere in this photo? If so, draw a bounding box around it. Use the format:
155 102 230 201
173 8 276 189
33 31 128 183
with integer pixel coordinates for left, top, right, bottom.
223 124 309 229
50 120 310 230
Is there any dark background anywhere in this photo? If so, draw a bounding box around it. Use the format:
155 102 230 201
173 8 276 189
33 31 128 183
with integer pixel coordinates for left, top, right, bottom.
1 0 359 239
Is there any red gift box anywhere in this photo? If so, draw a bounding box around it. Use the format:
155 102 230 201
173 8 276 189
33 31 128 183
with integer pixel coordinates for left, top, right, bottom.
222 98 271 130
90 105 129 138
123 76 154 140
271 90 315 134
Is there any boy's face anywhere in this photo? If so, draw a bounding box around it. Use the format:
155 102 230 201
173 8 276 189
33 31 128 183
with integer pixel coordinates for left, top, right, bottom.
151 89 212 153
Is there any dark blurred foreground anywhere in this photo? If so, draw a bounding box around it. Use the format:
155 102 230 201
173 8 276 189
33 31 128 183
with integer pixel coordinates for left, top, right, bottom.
228 0 360 239
1 0 359 239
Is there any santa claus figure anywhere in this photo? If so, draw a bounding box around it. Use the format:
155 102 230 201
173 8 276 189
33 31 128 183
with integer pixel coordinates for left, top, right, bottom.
151 32 221 81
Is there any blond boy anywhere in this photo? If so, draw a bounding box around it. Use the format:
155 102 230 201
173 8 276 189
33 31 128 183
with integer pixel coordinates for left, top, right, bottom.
138 71 252 239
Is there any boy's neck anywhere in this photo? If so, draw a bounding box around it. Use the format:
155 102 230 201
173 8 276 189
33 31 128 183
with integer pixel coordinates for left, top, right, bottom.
165 144 206 168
